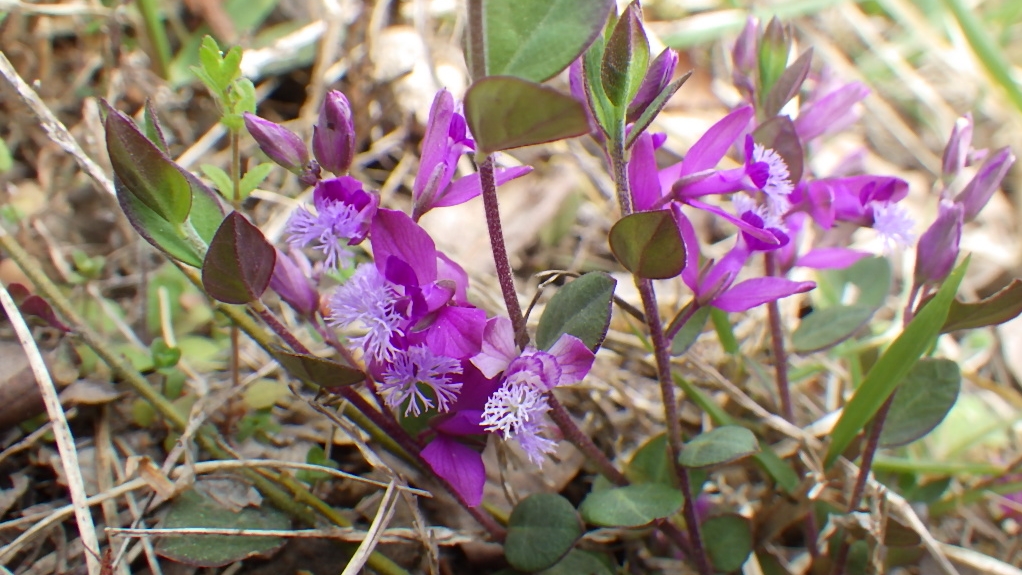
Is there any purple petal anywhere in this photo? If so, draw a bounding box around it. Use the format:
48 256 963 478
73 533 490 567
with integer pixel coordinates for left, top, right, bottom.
421 435 486 507
630 131 662 212
671 205 701 291
795 82 869 142
471 317 518 378
414 90 455 196
449 362 503 412
914 201 963 285
438 166 533 208
698 242 750 302
954 146 1016 222
797 248 869 269
681 106 754 176
436 410 485 435
426 305 487 359
268 248 319 316
548 334 595 387
437 252 470 304
371 209 438 285
713 277 815 312
686 199 780 246
942 113 974 178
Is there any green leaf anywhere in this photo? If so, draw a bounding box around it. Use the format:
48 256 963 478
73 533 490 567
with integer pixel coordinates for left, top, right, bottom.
536 549 614 575
201 164 234 197
678 426 759 468
239 163 274 198
762 48 813 118
505 493 582 573
792 304 875 353
464 77 590 154
0 137 11 173
757 18 790 107
880 358 961 448
942 279 1022 332
185 171 227 243
625 434 673 485
579 483 684 527
609 210 686 279
197 35 229 94
824 258 970 468
105 107 193 225
150 337 181 369
117 182 204 267
155 488 289 568
201 212 276 304
819 256 892 310
482 0 615 82
271 347 365 390
243 379 288 410
583 34 617 139
670 304 711 355
220 46 244 87
536 272 616 351
600 2 649 107
702 514 753 573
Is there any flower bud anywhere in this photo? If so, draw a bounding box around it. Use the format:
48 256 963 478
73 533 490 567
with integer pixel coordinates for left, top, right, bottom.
312 91 356 175
758 17 791 99
954 146 1015 222
914 201 963 286
732 18 758 100
269 248 319 317
243 113 309 174
627 48 679 123
941 113 973 180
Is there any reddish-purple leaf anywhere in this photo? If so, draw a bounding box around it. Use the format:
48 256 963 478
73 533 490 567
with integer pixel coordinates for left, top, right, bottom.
609 210 686 279
7 284 70 332
272 347 364 390
753 116 804 185
201 212 276 304
601 2 649 107
942 279 1022 333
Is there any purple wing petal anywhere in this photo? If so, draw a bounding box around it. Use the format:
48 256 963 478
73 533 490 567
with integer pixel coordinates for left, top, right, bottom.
371 209 438 284
548 334 595 387
681 106 754 176
795 82 869 142
438 165 533 208
471 316 518 378
629 131 662 212
421 435 486 507
414 90 455 197
713 277 815 312
426 305 487 359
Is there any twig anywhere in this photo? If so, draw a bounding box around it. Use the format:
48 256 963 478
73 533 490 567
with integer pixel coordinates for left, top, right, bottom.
0 51 114 196
0 284 101 575
342 480 399 575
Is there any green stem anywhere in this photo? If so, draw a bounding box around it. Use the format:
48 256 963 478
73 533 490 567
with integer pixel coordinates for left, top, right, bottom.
135 0 172 80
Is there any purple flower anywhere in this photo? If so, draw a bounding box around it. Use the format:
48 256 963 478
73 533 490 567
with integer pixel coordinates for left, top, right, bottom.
941 113 973 179
794 82 869 143
731 18 758 101
268 248 319 317
674 207 814 312
380 344 463 416
412 90 531 219
914 200 963 286
796 175 914 250
286 176 379 270
627 48 679 122
954 146 1015 222
328 263 404 364
471 316 595 465
243 113 319 185
421 434 486 507
312 91 356 175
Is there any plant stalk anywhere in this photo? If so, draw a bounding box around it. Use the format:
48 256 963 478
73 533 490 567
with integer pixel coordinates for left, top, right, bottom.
609 125 711 575
547 394 628 485
764 252 794 422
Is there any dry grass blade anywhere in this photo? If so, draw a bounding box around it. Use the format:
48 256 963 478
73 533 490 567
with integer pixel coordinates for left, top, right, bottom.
342 480 400 575
0 282 102 575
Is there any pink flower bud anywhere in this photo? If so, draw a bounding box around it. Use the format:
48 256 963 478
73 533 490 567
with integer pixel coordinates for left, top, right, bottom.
941 113 973 179
243 113 309 175
627 48 679 122
914 201 963 286
954 146 1015 222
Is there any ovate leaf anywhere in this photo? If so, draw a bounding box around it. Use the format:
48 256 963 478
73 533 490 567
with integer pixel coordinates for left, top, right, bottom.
579 483 684 527
536 272 616 351
702 514 753 573
155 489 289 568
272 348 365 390
825 258 969 467
201 212 275 304
792 304 875 353
465 77 590 154
625 433 673 485
505 493 582 573
481 0 615 82
536 549 614 575
678 426 759 468
117 181 204 267
609 210 685 279
880 358 961 447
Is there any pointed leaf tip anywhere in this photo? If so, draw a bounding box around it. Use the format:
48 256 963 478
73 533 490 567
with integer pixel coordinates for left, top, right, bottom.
201 212 276 304
609 210 686 279
465 77 590 153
